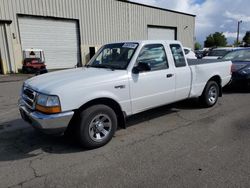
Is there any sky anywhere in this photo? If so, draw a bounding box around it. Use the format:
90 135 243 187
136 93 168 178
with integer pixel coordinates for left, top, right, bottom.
129 0 250 46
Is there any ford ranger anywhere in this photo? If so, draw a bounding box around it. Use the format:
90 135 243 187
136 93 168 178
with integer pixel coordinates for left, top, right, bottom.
19 40 232 148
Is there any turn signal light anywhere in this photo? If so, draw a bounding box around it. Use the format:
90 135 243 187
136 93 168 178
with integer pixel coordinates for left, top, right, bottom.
36 104 61 114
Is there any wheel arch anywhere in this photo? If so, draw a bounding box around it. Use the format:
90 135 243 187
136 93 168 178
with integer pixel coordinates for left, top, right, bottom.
206 75 222 97
73 97 126 129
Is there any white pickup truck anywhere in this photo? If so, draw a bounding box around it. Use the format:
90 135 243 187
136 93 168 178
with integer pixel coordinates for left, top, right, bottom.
19 40 232 148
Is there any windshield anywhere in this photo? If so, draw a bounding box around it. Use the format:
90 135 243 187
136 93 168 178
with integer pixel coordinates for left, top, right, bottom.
87 43 138 70
207 49 231 57
222 49 250 62
24 51 42 59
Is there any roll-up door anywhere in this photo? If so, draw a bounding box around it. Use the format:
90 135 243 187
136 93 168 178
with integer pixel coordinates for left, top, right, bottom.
18 16 80 69
148 26 176 40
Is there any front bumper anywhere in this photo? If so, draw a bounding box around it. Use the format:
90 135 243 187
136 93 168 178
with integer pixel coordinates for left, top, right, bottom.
19 99 74 134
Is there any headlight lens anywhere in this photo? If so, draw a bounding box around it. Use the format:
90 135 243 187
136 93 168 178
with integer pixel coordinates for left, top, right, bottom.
36 94 61 114
47 96 60 106
36 94 48 106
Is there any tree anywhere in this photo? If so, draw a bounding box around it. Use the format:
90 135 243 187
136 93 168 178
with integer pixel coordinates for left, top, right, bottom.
204 32 227 47
204 34 214 47
243 31 250 45
194 42 201 50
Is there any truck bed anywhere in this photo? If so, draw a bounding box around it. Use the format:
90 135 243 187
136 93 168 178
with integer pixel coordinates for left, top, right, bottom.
187 59 229 66
187 59 232 98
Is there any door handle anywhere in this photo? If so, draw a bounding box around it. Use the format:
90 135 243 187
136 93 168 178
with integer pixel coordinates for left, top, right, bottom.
166 74 174 78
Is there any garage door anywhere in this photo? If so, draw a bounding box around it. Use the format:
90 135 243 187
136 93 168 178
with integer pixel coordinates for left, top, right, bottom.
18 17 80 69
148 26 176 40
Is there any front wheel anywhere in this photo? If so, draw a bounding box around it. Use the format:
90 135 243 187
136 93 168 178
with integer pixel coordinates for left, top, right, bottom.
77 105 117 149
22 66 27 74
200 81 219 107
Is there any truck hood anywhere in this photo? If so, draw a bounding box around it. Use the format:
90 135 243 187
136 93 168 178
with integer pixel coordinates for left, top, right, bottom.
24 67 128 94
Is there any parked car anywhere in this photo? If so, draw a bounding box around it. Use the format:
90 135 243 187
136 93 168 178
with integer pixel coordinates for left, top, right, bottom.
19 40 232 149
203 47 235 59
183 47 197 59
195 50 204 59
22 49 47 74
221 48 250 89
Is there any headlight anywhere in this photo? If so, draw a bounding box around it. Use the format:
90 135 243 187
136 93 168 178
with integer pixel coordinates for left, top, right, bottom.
36 94 48 106
36 94 61 114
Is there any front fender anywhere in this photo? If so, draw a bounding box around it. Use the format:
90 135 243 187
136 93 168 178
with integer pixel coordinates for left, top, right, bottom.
58 85 131 115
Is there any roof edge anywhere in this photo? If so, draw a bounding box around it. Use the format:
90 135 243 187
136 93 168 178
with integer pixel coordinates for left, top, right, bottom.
116 0 196 17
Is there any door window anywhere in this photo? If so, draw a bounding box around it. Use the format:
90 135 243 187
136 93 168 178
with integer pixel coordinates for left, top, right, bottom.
136 44 168 71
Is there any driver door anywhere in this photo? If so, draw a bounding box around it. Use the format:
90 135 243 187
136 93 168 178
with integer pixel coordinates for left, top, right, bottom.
129 43 176 114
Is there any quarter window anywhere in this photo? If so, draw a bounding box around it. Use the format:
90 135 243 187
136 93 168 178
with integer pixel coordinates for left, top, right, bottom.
136 44 168 71
170 44 186 67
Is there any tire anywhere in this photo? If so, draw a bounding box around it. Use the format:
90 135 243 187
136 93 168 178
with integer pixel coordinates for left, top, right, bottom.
200 81 219 107
22 67 27 74
26 67 32 73
77 105 117 149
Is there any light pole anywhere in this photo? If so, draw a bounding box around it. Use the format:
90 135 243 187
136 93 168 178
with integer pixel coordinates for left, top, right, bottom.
236 20 242 46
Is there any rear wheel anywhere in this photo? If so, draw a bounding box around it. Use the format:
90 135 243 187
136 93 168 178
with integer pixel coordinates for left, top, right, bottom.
200 81 219 107
77 105 117 149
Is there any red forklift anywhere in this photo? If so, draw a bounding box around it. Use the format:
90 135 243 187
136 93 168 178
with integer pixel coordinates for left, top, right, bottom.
22 49 47 74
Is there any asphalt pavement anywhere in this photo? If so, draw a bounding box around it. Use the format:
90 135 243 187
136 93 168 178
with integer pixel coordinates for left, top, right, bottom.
0 75 250 188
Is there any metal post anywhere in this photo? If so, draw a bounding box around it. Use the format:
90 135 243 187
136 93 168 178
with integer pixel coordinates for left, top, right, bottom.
236 20 242 46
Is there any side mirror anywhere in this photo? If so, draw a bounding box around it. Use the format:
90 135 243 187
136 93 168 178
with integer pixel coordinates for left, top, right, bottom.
132 62 151 74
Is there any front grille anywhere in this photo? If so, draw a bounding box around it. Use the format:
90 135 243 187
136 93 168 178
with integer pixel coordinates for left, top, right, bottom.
22 87 36 109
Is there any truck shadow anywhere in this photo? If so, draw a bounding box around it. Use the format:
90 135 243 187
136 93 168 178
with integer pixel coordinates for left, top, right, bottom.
125 99 202 128
0 119 83 162
223 87 250 94
125 106 178 128
0 99 204 162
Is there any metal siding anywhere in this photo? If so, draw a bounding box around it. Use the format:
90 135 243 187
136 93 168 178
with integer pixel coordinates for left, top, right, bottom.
0 0 195 73
0 24 12 73
0 0 4 19
0 0 195 45
6 24 16 71
0 24 8 72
